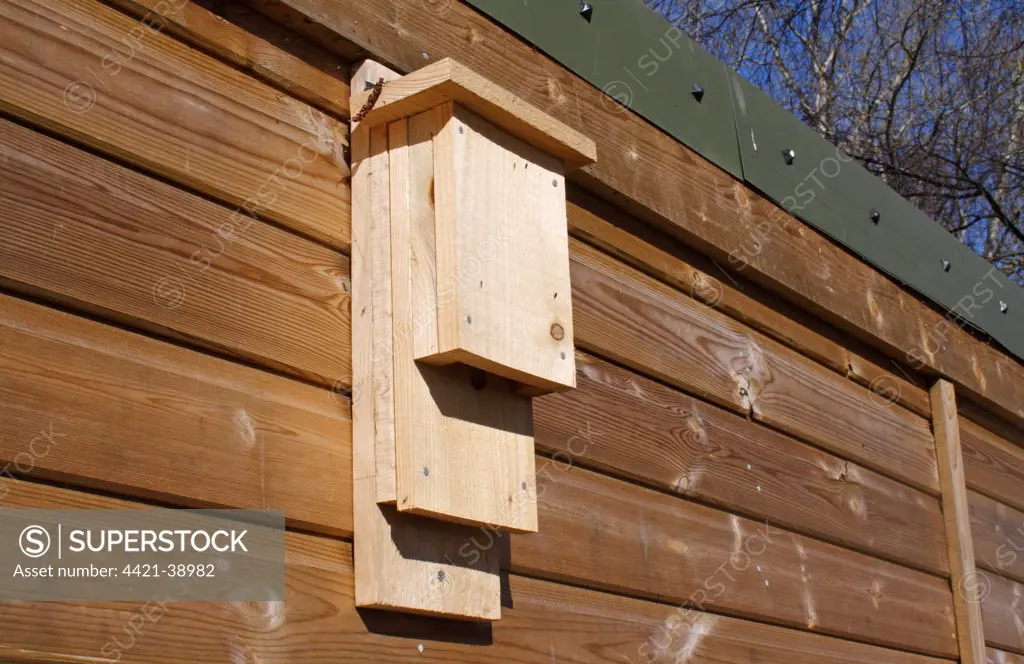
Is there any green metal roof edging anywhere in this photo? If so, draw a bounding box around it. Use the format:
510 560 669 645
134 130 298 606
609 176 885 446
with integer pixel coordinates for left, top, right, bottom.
464 0 1024 364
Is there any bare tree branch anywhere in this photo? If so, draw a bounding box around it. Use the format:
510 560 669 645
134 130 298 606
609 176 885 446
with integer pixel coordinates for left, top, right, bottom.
648 0 1024 285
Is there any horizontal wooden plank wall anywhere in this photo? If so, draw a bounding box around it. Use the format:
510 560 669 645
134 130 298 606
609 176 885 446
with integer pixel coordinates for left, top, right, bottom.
251 0 1024 427
0 0 944 506
0 477 954 664
962 415 1024 657
519 462 954 654
0 116 351 387
568 239 940 495
107 0 351 117
0 292 957 656
963 418 1024 514
972 491 1024 583
991 650 1024 664
536 352 947 575
0 4 956 650
0 0 946 475
0 294 351 535
6 0 937 430
0 0 999 662
981 574 1024 654
0 0 351 249
566 188 935 419
0 113 944 506
1 0 941 417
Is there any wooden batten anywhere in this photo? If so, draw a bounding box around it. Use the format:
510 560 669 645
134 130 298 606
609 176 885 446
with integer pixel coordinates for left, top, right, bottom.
350 58 595 620
931 380 988 663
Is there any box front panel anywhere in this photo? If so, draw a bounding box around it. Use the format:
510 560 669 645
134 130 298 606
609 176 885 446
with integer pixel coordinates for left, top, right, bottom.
430 104 576 392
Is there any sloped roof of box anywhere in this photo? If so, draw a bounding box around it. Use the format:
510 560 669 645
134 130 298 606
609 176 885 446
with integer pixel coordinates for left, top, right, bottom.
351 58 597 170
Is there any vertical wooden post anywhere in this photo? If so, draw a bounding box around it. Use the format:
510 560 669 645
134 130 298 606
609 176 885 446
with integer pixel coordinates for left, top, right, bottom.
930 379 987 664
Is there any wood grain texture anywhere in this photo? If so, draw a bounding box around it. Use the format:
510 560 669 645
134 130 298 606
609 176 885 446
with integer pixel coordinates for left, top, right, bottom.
351 58 401 503
747 343 937 495
971 490 1024 585
350 61 393 492
0 294 350 534
570 239 940 494
252 0 1024 427
0 0 350 249
106 0 351 116
931 380 987 664
351 58 596 169
981 573 1024 655
409 110 440 360
350 63 501 620
392 361 535 532
1 102 941 500
389 112 537 532
1 294 953 651
569 239 750 414
516 462 957 657
0 116 350 387
567 187 850 376
0 477 953 664
566 187 934 419
845 351 933 419
1 145 940 532
368 119 396 502
244 0 372 63
535 352 949 575
990 648 1024 664
962 417 1024 514
157 0 934 422
960 403 1024 458
427 103 575 391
